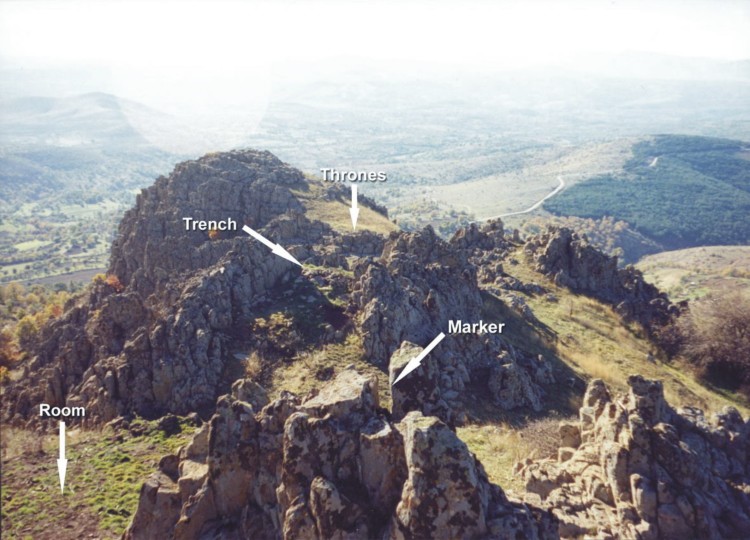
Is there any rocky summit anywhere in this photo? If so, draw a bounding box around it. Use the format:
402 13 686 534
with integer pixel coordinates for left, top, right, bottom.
2 149 747 540
2 150 551 426
2 150 391 424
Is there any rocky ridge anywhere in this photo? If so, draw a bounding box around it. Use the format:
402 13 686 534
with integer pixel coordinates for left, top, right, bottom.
353 225 553 423
2 150 386 424
2 150 552 427
125 369 558 539
2 149 745 540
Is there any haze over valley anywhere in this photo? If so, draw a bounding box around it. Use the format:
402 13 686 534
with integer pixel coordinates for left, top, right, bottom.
2 52 749 282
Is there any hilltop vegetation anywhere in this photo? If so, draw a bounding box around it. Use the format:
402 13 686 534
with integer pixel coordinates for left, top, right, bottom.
0 282 80 378
672 290 750 398
545 135 750 250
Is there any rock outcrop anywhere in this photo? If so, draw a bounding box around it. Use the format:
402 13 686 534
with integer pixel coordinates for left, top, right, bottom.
125 369 558 539
518 376 750 539
353 225 482 365
389 341 453 423
110 150 307 297
525 227 680 332
2 150 382 425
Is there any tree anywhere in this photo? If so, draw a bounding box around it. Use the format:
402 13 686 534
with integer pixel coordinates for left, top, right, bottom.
15 315 38 350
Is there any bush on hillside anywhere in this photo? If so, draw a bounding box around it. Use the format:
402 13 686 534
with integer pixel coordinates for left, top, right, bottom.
677 291 750 397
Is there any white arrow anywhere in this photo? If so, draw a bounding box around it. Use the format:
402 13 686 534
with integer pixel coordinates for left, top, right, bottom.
57 421 68 493
392 332 446 385
242 225 302 267
349 184 359 231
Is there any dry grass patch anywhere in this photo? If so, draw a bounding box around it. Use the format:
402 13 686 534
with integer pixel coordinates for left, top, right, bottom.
458 424 528 493
458 417 567 495
637 245 750 301
268 333 391 405
291 184 397 236
566 349 623 387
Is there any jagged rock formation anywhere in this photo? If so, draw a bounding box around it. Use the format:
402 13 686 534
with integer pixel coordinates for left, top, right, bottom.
353 225 483 365
449 220 511 284
3 150 559 428
517 376 750 539
125 369 558 539
353 226 552 420
110 151 306 296
525 227 680 332
1 150 383 425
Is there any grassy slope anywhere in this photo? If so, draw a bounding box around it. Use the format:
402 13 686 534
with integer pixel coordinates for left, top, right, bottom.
636 245 750 301
1 418 196 540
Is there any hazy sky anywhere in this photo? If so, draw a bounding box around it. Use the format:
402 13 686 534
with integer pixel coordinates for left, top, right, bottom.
0 0 747 146
2 0 748 69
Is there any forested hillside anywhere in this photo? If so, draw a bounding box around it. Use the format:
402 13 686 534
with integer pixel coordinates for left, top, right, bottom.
545 135 750 249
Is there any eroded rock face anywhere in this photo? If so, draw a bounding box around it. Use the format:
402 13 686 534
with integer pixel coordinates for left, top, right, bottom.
126 369 558 539
524 227 679 333
518 376 750 539
353 226 482 365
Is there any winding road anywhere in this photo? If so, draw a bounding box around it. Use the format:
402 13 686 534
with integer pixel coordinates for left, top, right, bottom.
481 175 566 221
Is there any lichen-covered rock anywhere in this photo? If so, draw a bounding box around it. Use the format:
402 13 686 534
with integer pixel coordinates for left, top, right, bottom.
390 411 490 539
125 472 182 540
518 376 750 539
353 226 482 365
126 370 557 539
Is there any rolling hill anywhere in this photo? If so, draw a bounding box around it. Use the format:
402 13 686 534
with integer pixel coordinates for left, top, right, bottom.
0 93 185 283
